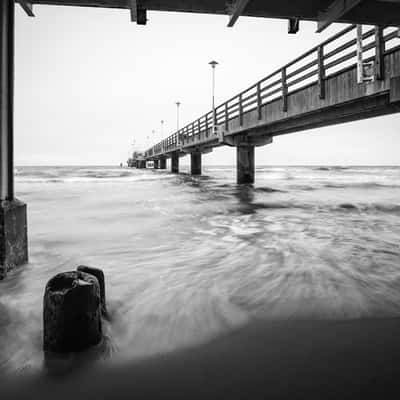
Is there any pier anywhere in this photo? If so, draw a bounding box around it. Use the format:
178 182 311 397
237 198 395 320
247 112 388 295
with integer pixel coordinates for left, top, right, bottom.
1 0 400 275
144 24 400 183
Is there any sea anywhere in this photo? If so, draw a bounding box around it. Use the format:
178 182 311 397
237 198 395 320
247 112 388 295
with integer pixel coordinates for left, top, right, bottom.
1 165 400 376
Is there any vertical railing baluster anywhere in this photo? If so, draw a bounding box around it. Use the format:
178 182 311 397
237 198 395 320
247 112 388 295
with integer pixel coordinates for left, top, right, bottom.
257 82 262 120
375 25 384 81
318 46 326 99
198 119 201 137
282 67 288 112
239 94 243 126
356 24 363 84
205 114 209 137
225 102 229 131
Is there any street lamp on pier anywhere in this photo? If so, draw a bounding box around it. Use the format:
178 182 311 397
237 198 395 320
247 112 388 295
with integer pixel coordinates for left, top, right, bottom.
175 102 181 131
209 60 219 130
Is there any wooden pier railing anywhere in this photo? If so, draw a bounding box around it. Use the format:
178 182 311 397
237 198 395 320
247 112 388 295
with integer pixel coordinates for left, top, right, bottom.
145 25 400 159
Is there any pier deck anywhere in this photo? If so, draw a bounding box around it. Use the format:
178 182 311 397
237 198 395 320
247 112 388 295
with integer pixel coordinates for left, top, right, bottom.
144 25 400 183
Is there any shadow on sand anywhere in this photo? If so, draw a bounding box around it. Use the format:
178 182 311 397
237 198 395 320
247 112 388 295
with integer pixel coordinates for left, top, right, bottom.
2 317 400 399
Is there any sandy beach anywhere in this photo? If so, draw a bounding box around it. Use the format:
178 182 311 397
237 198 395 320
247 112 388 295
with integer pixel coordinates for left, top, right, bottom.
2 317 400 399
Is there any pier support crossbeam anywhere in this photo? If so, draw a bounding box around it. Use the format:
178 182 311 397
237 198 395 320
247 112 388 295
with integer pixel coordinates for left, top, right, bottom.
171 152 179 173
0 0 28 279
190 152 202 175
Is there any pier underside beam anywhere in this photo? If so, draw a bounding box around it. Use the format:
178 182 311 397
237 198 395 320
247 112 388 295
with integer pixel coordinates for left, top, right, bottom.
159 158 166 170
0 0 28 279
190 152 202 175
171 152 179 173
237 145 255 184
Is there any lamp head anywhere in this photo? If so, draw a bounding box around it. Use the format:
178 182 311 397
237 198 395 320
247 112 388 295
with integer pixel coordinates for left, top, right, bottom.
209 60 219 69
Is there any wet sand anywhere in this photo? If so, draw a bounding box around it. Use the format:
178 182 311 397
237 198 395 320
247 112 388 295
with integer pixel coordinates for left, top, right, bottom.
3 317 400 400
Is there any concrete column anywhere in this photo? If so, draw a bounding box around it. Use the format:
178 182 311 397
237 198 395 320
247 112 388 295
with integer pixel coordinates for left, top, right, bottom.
190 152 202 175
171 152 179 173
0 0 14 200
153 159 159 169
0 0 28 280
159 158 166 169
237 145 255 184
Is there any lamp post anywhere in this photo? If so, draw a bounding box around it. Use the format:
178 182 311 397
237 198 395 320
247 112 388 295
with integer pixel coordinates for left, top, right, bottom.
175 102 181 131
160 120 164 140
209 60 218 128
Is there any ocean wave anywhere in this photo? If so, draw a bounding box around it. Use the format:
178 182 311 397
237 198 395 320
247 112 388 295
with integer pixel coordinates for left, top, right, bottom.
287 185 316 191
337 203 400 214
16 175 170 184
313 167 331 171
324 182 400 189
254 187 285 193
231 200 400 215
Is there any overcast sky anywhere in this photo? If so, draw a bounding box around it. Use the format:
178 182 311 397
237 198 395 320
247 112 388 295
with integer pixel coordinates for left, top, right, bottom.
14 5 400 166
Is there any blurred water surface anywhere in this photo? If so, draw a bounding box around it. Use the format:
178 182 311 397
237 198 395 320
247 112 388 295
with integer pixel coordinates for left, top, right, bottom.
1 165 400 374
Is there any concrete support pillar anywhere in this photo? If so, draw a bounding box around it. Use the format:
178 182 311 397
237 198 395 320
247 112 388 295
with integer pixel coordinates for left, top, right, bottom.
153 159 159 169
0 0 14 201
237 145 255 184
0 0 28 279
190 152 202 175
159 158 166 170
171 152 179 173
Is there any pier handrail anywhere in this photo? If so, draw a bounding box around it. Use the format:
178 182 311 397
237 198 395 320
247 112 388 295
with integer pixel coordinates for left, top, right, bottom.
145 25 400 158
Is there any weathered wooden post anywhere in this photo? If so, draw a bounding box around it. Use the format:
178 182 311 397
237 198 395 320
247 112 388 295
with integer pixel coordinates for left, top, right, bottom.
43 271 102 353
77 265 107 316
